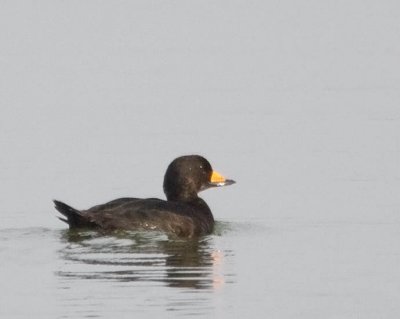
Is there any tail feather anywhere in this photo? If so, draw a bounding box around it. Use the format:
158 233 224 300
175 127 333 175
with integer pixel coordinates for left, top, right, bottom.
57 217 68 224
54 200 95 228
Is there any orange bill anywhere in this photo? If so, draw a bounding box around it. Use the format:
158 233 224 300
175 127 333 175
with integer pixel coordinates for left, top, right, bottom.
210 170 227 183
208 170 235 187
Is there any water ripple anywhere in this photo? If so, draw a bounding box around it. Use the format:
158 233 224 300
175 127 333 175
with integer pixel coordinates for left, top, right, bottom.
57 228 231 290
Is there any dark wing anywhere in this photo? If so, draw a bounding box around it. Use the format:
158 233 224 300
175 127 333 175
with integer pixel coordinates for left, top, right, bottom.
84 198 197 236
84 197 143 214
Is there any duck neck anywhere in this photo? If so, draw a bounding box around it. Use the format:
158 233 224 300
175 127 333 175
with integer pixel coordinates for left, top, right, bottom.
166 190 199 203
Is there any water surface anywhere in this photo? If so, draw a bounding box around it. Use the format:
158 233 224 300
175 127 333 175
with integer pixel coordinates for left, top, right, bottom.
1 0 400 318
2 220 400 318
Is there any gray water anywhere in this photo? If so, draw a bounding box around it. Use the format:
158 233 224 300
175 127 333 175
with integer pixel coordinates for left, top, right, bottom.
1 1 400 318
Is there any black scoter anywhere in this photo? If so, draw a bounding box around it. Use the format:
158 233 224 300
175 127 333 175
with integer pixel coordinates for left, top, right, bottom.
54 155 235 237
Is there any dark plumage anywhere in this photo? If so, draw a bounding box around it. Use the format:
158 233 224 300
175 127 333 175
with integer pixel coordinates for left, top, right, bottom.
54 155 235 237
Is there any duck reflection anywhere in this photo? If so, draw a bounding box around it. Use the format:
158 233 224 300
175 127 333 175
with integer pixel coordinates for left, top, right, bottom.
57 229 226 289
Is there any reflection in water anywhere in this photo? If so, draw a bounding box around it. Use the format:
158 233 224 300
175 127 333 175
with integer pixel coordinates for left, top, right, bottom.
55 223 236 317
57 228 229 290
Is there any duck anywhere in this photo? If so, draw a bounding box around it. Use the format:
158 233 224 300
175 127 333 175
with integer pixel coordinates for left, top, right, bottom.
54 155 235 237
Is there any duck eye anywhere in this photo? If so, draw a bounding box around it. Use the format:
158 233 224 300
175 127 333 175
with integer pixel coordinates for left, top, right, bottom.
199 165 203 169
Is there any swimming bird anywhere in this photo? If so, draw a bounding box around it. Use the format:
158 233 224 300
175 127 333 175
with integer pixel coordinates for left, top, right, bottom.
54 155 235 237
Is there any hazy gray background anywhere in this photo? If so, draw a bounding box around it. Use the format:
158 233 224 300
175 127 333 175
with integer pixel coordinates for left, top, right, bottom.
1 1 400 318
